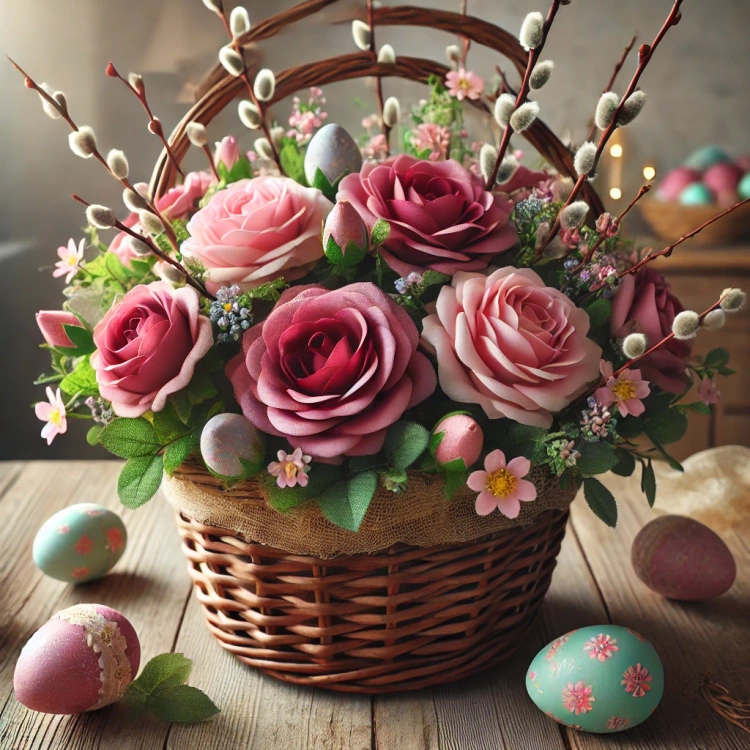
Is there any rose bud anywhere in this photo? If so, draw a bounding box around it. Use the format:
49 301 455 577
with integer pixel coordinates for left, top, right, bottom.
214 135 240 171
432 414 484 469
36 310 83 349
322 200 368 267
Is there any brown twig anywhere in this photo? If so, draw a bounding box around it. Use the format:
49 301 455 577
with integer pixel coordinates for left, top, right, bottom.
367 0 389 154
494 65 517 97
585 34 637 143
71 194 214 300
542 1 683 250
201 144 221 182
485 0 564 189
459 0 471 67
701 671 750 737
105 62 184 178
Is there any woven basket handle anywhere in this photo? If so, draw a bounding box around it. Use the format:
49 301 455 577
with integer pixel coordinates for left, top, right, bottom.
150 0 603 215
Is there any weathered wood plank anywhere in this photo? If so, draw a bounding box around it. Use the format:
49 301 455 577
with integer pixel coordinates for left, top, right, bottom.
166 590 373 750
0 461 192 750
566 473 750 750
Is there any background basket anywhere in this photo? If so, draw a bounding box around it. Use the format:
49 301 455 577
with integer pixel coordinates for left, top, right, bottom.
151 0 598 692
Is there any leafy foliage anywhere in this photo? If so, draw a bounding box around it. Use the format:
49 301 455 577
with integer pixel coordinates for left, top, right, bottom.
583 477 618 527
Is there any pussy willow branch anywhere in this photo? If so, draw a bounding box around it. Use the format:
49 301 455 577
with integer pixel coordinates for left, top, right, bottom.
459 0 471 67
485 0 564 190
541 0 683 250
585 34 637 143
214 8 282 170
105 62 184 178
367 0 390 153
71 194 214 300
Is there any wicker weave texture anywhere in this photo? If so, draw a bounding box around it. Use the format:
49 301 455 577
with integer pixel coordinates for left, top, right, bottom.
175 508 569 692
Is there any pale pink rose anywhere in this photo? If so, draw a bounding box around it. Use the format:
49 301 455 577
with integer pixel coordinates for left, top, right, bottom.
91 282 213 417
181 176 332 294
36 310 82 348
226 282 436 459
157 171 214 221
338 155 517 277
422 268 602 427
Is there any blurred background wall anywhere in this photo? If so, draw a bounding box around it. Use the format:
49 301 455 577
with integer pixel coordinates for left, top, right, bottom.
1 0 749 459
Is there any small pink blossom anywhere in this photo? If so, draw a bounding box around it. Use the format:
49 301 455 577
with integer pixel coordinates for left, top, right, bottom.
445 68 484 101
53 238 85 283
607 716 630 731
698 377 721 406
545 634 569 661
595 361 650 418
562 680 595 715
35 387 67 445
363 134 389 160
622 663 652 697
74 535 93 555
467 450 537 519
410 123 452 161
287 88 328 145
267 448 312 489
583 633 619 662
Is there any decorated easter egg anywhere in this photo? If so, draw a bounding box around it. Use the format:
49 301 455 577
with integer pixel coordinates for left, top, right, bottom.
703 162 743 195
33 504 127 584
684 145 732 171
200 412 265 477
716 190 740 210
678 182 714 206
304 123 362 186
526 625 664 733
738 172 750 200
14 603 140 714
631 515 736 600
656 166 701 202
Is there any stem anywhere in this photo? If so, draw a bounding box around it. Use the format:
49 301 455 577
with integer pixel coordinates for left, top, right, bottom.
202 144 221 182
459 0 471 67
542 1 683 249
368 0 389 154
585 34 638 143
71 194 214 300
485 0 564 189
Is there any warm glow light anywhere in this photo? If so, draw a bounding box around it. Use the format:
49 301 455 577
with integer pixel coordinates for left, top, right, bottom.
610 187 622 200
610 144 623 158
643 165 656 180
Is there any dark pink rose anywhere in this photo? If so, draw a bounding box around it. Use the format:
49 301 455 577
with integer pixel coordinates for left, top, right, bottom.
182 176 332 294
610 267 691 393
92 282 213 417
226 282 436 458
337 155 517 276
422 268 601 427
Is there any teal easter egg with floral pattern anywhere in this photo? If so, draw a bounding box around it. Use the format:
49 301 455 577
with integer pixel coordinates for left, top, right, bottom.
526 625 664 733
33 504 127 584
738 172 750 201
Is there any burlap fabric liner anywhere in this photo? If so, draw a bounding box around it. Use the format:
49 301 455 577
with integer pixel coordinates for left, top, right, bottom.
164 462 578 559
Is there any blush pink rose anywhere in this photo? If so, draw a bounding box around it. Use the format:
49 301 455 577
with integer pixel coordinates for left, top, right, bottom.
92 282 213 417
610 267 691 393
181 176 332 294
226 282 436 459
422 268 602 427
337 155 517 277
157 170 214 221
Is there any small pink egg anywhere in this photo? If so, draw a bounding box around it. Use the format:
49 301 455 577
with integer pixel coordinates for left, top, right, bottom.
717 190 740 210
14 604 140 714
703 163 744 194
657 167 702 201
433 414 484 469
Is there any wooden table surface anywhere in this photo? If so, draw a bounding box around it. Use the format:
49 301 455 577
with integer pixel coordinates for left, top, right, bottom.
0 461 747 749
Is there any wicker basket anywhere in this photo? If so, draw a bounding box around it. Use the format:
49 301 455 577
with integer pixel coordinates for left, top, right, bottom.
150 0 596 692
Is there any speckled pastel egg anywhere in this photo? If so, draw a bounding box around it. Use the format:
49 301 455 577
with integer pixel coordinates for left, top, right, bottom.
33 504 127 584
200 413 265 477
678 182 714 206
304 123 362 186
703 162 744 195
526 625 664 733
14 603 140 714
738 172 750 200
657 166 701 202
433 414 484 469
631 515 736 600
684 145 732 171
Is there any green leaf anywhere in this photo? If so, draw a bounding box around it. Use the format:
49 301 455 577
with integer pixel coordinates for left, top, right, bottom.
684 401 711 415
617 415 644 439
582 297 611 328
645 407 688 446
576 441 618 476
100 418 161 458
348 454 386 473
583 477 618 527
266 464 343 513
371 218 391 247
117 455 163 508
648 438 684 472
384 421 430 470
703 347 730 368
444 469 468 499
641 459 656 507
611 448 636 477
319 471 378 531
220 155 253 185
148 403 191 446
57 324 95 356
279 139 307 186
163 435 195 476
172 390 193 425
325 236 367 267
312 168 337 202
129 653 193 695
59 357 99 397
149 685 220 724
420 270 451 289
86 425 103 446
187 371 218 406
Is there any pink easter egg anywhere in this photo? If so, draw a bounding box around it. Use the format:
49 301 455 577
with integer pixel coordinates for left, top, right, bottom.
657 167 702 202
631 515 736 601
433 414 484 469
717 190 740 210
703 162 743 195
14 604 140 714
736 155 750 173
